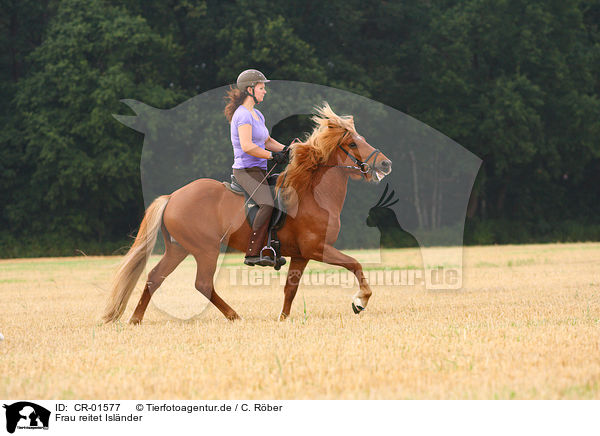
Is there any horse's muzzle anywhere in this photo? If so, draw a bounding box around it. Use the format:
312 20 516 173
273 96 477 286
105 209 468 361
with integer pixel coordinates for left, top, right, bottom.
378 159 392 174
372 159 392 183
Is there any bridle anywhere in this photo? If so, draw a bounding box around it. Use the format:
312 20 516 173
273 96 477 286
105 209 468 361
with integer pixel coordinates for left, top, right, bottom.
321 134 381 176
337 142 381 174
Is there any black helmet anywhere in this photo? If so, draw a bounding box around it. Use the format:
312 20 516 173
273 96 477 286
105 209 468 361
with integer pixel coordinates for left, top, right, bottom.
236 69 270 93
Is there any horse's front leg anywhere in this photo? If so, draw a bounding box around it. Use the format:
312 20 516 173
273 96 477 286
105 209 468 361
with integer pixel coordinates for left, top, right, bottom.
307 244 373 314
279 257 309 321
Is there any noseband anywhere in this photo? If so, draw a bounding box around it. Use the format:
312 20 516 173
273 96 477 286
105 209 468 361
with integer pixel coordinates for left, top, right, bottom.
319 134 381 176
337 143 381 174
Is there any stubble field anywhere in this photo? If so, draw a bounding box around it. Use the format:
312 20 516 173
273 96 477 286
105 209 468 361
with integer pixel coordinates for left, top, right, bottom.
1 243 599 399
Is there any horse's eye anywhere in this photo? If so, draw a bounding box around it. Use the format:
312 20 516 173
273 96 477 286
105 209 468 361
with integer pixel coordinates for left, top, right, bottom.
349 142 357 149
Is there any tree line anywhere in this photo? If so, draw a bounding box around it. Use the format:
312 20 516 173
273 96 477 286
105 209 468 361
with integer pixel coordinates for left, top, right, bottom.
1 0 599 257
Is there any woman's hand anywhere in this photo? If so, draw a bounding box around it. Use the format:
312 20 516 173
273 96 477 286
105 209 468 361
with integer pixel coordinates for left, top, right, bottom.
271 150 289 164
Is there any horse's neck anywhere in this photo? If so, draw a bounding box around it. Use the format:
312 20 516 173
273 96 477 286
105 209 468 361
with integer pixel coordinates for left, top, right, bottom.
306 167 349 216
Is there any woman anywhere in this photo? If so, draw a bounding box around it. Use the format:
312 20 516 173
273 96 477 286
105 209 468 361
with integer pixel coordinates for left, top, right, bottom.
224 69 289 267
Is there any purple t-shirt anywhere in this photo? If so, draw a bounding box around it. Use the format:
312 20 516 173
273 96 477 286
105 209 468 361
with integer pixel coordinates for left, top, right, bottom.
230 105 269 169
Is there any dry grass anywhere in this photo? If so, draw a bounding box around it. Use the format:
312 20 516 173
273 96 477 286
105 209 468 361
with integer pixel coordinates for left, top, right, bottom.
1 242 599 399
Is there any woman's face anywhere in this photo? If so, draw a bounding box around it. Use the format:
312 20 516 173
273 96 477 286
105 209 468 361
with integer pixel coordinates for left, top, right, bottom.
249 82 267 103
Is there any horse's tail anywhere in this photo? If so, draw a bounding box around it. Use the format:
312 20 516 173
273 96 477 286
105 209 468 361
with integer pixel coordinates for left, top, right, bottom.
102 195 171 323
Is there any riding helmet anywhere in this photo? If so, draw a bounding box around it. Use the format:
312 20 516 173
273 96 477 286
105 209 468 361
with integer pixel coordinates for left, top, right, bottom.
236 69 270 93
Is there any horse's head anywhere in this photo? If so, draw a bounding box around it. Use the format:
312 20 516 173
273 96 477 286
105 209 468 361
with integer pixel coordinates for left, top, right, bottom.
334 130 392 184
282 103 393 198
310 103 391 183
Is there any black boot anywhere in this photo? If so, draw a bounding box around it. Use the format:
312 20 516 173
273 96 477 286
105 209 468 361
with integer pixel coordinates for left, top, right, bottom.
244 219 275 267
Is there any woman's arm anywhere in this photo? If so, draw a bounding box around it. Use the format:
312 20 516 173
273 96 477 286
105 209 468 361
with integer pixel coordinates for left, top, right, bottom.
239 124 272 159
265 136 286 152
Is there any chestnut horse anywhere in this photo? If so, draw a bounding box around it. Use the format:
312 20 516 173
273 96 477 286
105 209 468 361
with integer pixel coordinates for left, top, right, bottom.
102 102 392 324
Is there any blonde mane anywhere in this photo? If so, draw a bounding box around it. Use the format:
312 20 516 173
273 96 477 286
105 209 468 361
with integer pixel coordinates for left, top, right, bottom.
276 102 357 200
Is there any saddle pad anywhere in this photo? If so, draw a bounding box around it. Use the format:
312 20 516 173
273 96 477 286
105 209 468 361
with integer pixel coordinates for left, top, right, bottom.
222 175 287 230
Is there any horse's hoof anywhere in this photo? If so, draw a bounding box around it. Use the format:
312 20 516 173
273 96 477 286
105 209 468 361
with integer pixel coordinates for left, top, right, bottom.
352 301 364 314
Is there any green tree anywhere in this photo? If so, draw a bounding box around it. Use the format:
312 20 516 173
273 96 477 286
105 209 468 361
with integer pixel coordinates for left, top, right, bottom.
410 0 600 223
0 0 58 231
8 0 184 243
214 2 327 85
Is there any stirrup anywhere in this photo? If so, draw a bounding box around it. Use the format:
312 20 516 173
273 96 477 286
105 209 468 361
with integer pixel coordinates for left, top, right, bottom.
257 246 277 267
260 246 287 270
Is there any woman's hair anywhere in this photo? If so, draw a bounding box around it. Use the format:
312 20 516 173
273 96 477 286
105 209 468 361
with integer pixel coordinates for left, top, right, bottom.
224 86 247 123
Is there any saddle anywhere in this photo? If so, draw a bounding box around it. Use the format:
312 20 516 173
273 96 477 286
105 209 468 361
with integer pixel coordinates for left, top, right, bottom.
222 173 287 270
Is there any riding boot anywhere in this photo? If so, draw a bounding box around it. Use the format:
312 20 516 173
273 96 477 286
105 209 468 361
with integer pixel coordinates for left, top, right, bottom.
244 219 275 267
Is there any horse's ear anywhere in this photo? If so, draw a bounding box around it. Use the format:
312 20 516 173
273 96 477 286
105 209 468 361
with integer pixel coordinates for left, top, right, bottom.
348 115 356 128
112 113 139 131
112 99 157 133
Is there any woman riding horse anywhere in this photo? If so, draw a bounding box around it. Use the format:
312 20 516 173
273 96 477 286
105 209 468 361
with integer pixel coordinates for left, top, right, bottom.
223 69 289 267
102 101 392 324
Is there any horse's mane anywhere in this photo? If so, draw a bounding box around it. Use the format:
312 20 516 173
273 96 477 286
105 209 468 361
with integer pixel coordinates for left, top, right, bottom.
276 102 356 200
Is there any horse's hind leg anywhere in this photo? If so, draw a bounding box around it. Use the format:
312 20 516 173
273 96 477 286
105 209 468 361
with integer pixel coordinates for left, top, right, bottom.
129 241 188 324
193 249 241 321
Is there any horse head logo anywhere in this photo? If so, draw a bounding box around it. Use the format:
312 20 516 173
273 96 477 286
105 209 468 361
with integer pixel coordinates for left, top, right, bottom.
112 81 481 294
3 402 50 434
